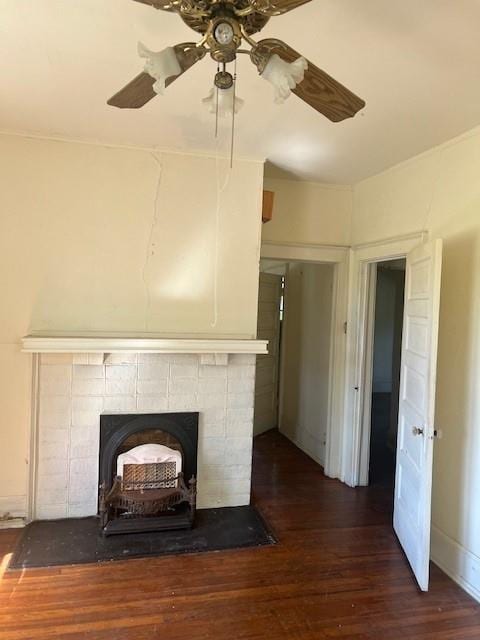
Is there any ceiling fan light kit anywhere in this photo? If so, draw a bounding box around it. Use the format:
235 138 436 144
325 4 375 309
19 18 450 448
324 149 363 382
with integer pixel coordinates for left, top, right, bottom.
261 53 308 103
108 0 365 164
202 85 244 117
138 43 182 95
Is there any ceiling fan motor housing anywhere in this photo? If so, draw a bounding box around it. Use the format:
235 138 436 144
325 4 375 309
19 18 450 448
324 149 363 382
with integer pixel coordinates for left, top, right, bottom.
206 14 242 62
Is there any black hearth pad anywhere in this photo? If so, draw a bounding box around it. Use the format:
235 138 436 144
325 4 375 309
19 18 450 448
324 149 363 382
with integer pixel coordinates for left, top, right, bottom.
8 506 276 569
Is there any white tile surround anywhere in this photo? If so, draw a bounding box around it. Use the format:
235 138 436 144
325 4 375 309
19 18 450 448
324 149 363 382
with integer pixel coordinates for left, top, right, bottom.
35 352 257 520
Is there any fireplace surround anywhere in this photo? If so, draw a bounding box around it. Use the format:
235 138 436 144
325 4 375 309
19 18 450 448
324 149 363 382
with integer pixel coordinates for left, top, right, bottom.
24 337 267 521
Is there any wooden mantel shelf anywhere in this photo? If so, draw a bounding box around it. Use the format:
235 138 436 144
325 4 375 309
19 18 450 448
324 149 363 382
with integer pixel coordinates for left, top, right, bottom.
21 336 268 355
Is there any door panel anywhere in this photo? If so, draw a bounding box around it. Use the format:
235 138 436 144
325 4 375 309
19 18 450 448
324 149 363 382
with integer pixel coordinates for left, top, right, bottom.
254 273 282 435
393 239 443 591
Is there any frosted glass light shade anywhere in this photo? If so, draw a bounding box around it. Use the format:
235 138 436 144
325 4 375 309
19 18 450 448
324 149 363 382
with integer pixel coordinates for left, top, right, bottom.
138 42 182 95
202 86 244 117
261 54 308 104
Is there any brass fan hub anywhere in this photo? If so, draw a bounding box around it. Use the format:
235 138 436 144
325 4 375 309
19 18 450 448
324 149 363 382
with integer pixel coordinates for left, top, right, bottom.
180 0 270 36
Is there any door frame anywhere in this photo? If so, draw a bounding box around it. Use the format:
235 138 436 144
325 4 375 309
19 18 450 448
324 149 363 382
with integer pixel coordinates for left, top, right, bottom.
343 232 428 487
260 241 349 479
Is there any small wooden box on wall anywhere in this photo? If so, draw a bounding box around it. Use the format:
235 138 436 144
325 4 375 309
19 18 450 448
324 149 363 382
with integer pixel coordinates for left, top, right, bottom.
262 190 274 223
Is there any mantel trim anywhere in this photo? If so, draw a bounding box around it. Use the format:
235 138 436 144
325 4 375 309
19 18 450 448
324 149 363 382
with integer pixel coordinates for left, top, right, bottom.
21 336 268 355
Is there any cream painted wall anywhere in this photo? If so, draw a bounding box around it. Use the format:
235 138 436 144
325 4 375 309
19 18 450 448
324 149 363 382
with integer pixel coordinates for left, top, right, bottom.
280 262 334 467
0 133 264 514
262 178 352 246
353 127 480 598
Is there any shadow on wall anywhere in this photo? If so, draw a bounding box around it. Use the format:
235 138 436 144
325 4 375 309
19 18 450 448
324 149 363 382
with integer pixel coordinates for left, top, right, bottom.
432 228 479 551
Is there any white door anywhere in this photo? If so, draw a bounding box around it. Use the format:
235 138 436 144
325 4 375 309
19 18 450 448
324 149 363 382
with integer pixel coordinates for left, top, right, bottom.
254 273 282 435
394 239 443 591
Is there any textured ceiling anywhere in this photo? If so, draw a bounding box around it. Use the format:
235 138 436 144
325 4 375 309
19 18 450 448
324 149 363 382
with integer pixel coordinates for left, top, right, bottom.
2 0 480 182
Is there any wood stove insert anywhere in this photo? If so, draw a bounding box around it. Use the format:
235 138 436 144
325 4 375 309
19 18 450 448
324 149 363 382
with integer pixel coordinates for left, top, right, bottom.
98 412 198 536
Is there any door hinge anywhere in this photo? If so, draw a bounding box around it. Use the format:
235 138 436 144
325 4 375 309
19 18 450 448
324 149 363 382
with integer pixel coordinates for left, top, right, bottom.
343 321 348 334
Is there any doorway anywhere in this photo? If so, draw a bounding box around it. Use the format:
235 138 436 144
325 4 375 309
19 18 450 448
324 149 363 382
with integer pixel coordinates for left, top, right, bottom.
254 260 335 470
367 259 406 487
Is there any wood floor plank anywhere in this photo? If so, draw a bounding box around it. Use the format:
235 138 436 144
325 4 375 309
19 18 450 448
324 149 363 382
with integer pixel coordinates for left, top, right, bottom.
0 429 479 639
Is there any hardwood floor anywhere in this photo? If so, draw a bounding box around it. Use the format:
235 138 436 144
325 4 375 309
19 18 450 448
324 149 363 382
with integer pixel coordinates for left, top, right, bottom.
1 429 479 639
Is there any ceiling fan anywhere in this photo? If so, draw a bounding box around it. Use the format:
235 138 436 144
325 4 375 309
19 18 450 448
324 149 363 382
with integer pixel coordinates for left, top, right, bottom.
108 0 365 123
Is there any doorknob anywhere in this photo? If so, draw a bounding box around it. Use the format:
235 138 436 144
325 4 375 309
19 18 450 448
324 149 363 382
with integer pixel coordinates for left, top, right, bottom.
412 426 424 436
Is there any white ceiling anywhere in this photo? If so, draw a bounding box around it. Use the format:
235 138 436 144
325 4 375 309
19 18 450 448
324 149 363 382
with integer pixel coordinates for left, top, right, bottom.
2 0 480 183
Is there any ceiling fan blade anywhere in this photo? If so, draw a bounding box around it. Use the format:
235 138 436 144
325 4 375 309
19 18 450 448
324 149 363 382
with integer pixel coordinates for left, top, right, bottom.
108 43 206 109
252 39 365 122
249 0 311 16
131 0 177 10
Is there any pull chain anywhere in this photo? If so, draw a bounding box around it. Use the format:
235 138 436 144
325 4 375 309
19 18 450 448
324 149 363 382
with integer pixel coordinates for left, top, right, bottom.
215 63 220 138
230 59 237 168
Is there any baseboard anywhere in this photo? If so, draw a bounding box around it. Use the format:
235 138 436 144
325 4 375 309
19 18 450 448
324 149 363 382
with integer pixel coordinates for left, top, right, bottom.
282 431 325 470
0 495 27 528
431 525 480 603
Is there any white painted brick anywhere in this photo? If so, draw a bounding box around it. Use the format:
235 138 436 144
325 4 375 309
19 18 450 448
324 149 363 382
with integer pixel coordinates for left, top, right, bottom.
73 364 104 380
169 377 198 395
168 395 197 411
68 502 97 518
221 493 250 507
69 481 98 505
40 427 69 445
223 478 251 495
227 392 254 409
200 354 228 366
39 365 72 396
197 494 223 509
170 363 198 378
105 364 136 381
229 354 256 366
37 472 67 491
72 378 105 396
197 464 223 484
35 348 255 517
70 457 98 476
88 354 104 365
224 437 253 465
227 378 255 394
198 437 225 466
136 395 169 412
199 365 227 379
201 407 226 423
70 427 99 459
169 354 199 364
200 422 225 437
198 393 225 410
199 378 227 394
104 353 138 365
226 421 253 437
39 396 71 428
105 379 136 395
72 354 89 365
137 353 171 364
227 407 254 425
136 379 168 395
41 354 73 365
227 365 256 379
36 504 68 520
36 483 68 505
38 456 69 476
198 474 224 494
138 362 169 380
39 440 69 459
103 396 136 412
223 465 252 481
72 396 103 427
